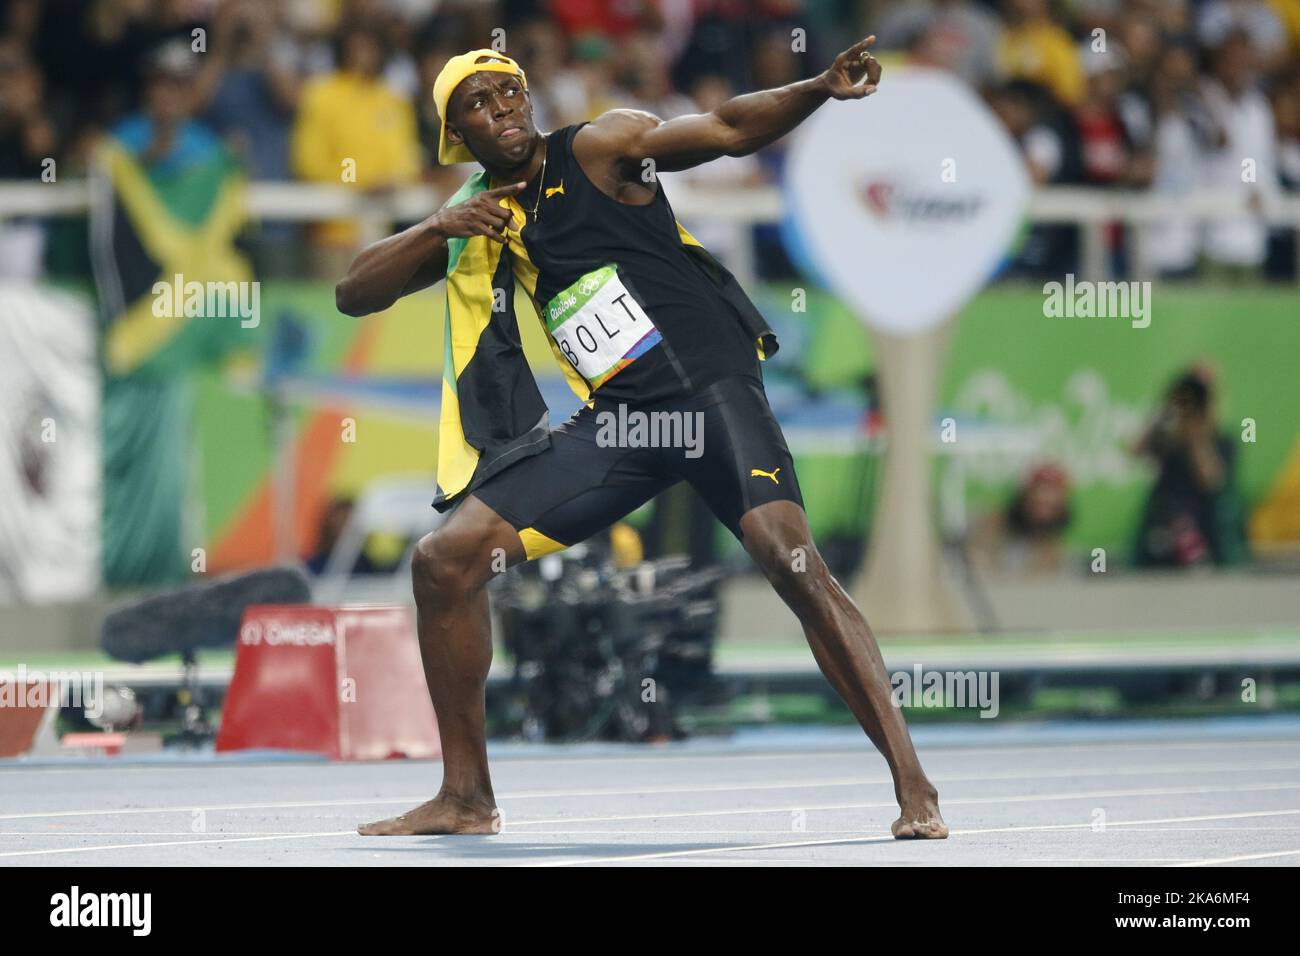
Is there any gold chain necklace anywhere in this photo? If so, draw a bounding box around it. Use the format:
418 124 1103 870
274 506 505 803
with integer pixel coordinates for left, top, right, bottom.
530 139 548 223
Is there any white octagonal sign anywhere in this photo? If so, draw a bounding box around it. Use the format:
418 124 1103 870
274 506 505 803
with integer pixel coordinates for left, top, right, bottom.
784 68 1030 335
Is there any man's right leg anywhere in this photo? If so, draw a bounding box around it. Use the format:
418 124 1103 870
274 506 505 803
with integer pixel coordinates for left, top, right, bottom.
357 494 524 836
359 401 673 836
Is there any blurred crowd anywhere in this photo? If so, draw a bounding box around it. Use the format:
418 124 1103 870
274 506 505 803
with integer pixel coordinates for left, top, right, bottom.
968 0 1300 278
0 0 1297 278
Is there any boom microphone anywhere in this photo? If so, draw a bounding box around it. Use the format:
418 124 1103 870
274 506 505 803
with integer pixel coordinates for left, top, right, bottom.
101 566 312 664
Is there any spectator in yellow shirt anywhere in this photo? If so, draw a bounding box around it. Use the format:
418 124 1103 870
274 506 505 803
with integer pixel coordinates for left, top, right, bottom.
999 0 1085 106
292 24 419 260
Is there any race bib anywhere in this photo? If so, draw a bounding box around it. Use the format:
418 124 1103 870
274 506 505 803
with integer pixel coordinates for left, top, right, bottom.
544 264 661 388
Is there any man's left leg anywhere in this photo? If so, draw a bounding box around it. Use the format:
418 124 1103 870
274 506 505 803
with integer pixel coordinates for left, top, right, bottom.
679 375 946 838
740 499 947 838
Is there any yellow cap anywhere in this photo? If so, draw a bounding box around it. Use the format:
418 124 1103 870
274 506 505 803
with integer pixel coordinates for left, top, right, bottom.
432 49 529 165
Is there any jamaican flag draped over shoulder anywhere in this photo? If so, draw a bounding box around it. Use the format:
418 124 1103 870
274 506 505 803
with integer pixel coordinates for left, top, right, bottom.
90 128 253 587
433 170 777 512
433 170 589 511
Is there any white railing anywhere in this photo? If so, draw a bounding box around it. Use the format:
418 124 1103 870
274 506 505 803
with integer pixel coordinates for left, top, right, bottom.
2 180 1298 285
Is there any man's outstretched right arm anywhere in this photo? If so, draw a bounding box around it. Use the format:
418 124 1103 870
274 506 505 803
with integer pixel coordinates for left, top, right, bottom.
334 181 527 317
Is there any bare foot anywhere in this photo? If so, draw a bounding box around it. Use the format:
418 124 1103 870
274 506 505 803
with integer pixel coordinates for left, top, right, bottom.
891 783 949 840
357 794 499 836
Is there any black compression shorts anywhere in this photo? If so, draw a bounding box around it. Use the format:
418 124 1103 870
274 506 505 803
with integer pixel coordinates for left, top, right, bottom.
470 373 804 559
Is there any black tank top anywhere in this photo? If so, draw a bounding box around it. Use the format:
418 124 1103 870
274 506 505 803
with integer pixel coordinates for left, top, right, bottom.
510 123 760 405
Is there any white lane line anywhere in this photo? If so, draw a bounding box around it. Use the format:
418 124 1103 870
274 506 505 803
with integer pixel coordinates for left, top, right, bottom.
7 824 1300 840
0 831 347 838
0 829 860 838
7 782 1299 860
1020 859 1197 863
620 857 855 866
0 736 1295 776
508 780 1300 828
642 859 845 866
7 759 1299 823
1135 826 1300 831
0 831 355 859
1167 847 1300 867
528 807 1300 866
0 796 426 822
605 859 843 867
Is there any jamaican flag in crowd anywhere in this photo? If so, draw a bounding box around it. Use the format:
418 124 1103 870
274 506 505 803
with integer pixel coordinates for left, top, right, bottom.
90 122 253 588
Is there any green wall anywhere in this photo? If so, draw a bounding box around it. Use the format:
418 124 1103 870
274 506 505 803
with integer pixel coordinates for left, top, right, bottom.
189 281 1300 561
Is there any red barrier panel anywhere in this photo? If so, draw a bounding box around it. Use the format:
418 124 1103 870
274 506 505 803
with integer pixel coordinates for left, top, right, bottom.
216 605 440 760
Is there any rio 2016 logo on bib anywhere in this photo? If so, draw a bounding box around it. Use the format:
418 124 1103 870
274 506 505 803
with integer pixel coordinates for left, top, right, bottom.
545 264 662 388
